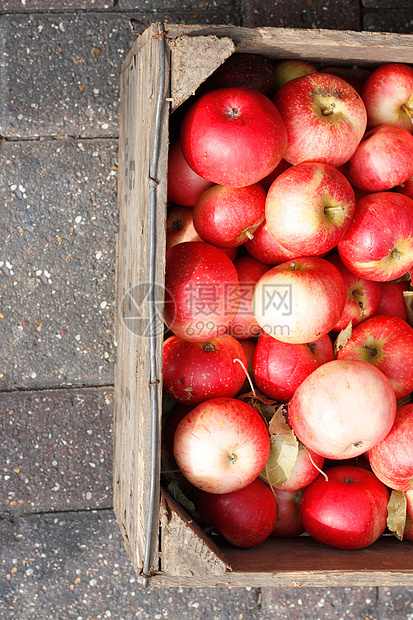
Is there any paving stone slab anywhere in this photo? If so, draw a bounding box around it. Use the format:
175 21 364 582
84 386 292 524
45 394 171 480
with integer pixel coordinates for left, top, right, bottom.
0 387 113 515
0 509 262 620
378 587 413 619
362 0 413 8
118 0 234 9
0 138 118 390
241 0 360 31
260 586 379 619
0 0 113 10
0 11 238 141
363 10 413 33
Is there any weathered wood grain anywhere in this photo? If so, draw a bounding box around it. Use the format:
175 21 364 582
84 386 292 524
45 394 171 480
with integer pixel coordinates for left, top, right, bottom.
114 22 169 580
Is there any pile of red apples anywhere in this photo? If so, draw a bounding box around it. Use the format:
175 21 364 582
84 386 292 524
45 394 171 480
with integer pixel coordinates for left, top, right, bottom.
162 53 413 551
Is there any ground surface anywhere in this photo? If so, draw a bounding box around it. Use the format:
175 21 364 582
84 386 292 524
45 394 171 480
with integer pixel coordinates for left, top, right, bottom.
1 1 413 618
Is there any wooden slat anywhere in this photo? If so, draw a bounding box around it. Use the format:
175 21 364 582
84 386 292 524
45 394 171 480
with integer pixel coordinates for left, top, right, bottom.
163 24 413 67
113 23 169 581
151 536 413 587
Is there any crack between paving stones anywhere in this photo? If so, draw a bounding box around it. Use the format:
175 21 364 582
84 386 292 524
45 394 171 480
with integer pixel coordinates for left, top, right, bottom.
0 382 114 395
0 505 115 523
1 135 119 143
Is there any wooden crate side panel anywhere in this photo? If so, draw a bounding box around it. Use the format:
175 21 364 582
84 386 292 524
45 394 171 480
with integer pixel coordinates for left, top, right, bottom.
114 23 169 580
169 35 235 111
164 25 413 66
159 490 229 577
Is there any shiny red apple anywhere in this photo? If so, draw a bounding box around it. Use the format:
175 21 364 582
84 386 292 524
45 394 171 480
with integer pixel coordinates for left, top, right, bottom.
163 334 248 406
300 465 390 550
252 331 333 402
337 192 413 282
173 397 270 494
180 86 288 187
369 403 413 491
273 72 367 166
288 359 397 460
265 162 355 255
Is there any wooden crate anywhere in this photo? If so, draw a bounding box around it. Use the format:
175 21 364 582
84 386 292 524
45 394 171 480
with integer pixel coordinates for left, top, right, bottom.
114 22 413 587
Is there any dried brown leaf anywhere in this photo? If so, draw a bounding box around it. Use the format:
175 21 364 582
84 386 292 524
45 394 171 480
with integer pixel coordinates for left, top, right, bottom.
387 489 407 541
334 320 353 357
260 406 299 487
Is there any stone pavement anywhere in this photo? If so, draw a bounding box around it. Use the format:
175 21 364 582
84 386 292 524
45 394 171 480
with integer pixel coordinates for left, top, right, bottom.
1 1 413 618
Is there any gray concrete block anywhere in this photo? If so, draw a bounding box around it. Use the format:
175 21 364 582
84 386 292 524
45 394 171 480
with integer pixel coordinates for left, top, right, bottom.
0 510 262 619
261 586 379 619
0 11 239 139
363 10 413 33
241 0 360 31
0 139 118 390
0 387 113 515
0 0 113 10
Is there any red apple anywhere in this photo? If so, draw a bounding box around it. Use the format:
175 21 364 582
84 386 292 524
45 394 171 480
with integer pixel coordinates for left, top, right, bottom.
193 477 277 548
166 205 202 251
265 162 355 255
273 72 367 166
404 489 413 541
245 219 300 265
173 397 270 494
336 315 413 400
252 331 333 402
167 140 214 206
163 334 248 406
345 124 413 192
369 404 413 491
337 192 413 282
203 52 277 98
327 253 382 331
193 183 266 248
287 359 397 460
180 86 288 188
361 63 413 132
252 256 346 344
321 65 371 94
300 465 390 550
270 488 305 538
272 59 317 90
274 443 325 492
376 280 409 321
164 241 241 342
227 256 269 340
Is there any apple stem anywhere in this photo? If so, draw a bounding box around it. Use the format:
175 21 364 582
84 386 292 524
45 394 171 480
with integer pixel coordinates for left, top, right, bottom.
303 445 329 482
361 343 377 357
227 452 237 464
203 342 217 352
289 262 296 271
324 205 344 214
402 103 413 123
233 358 257 398
245 229 255 241
321 102 336 116
392 249 403 262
